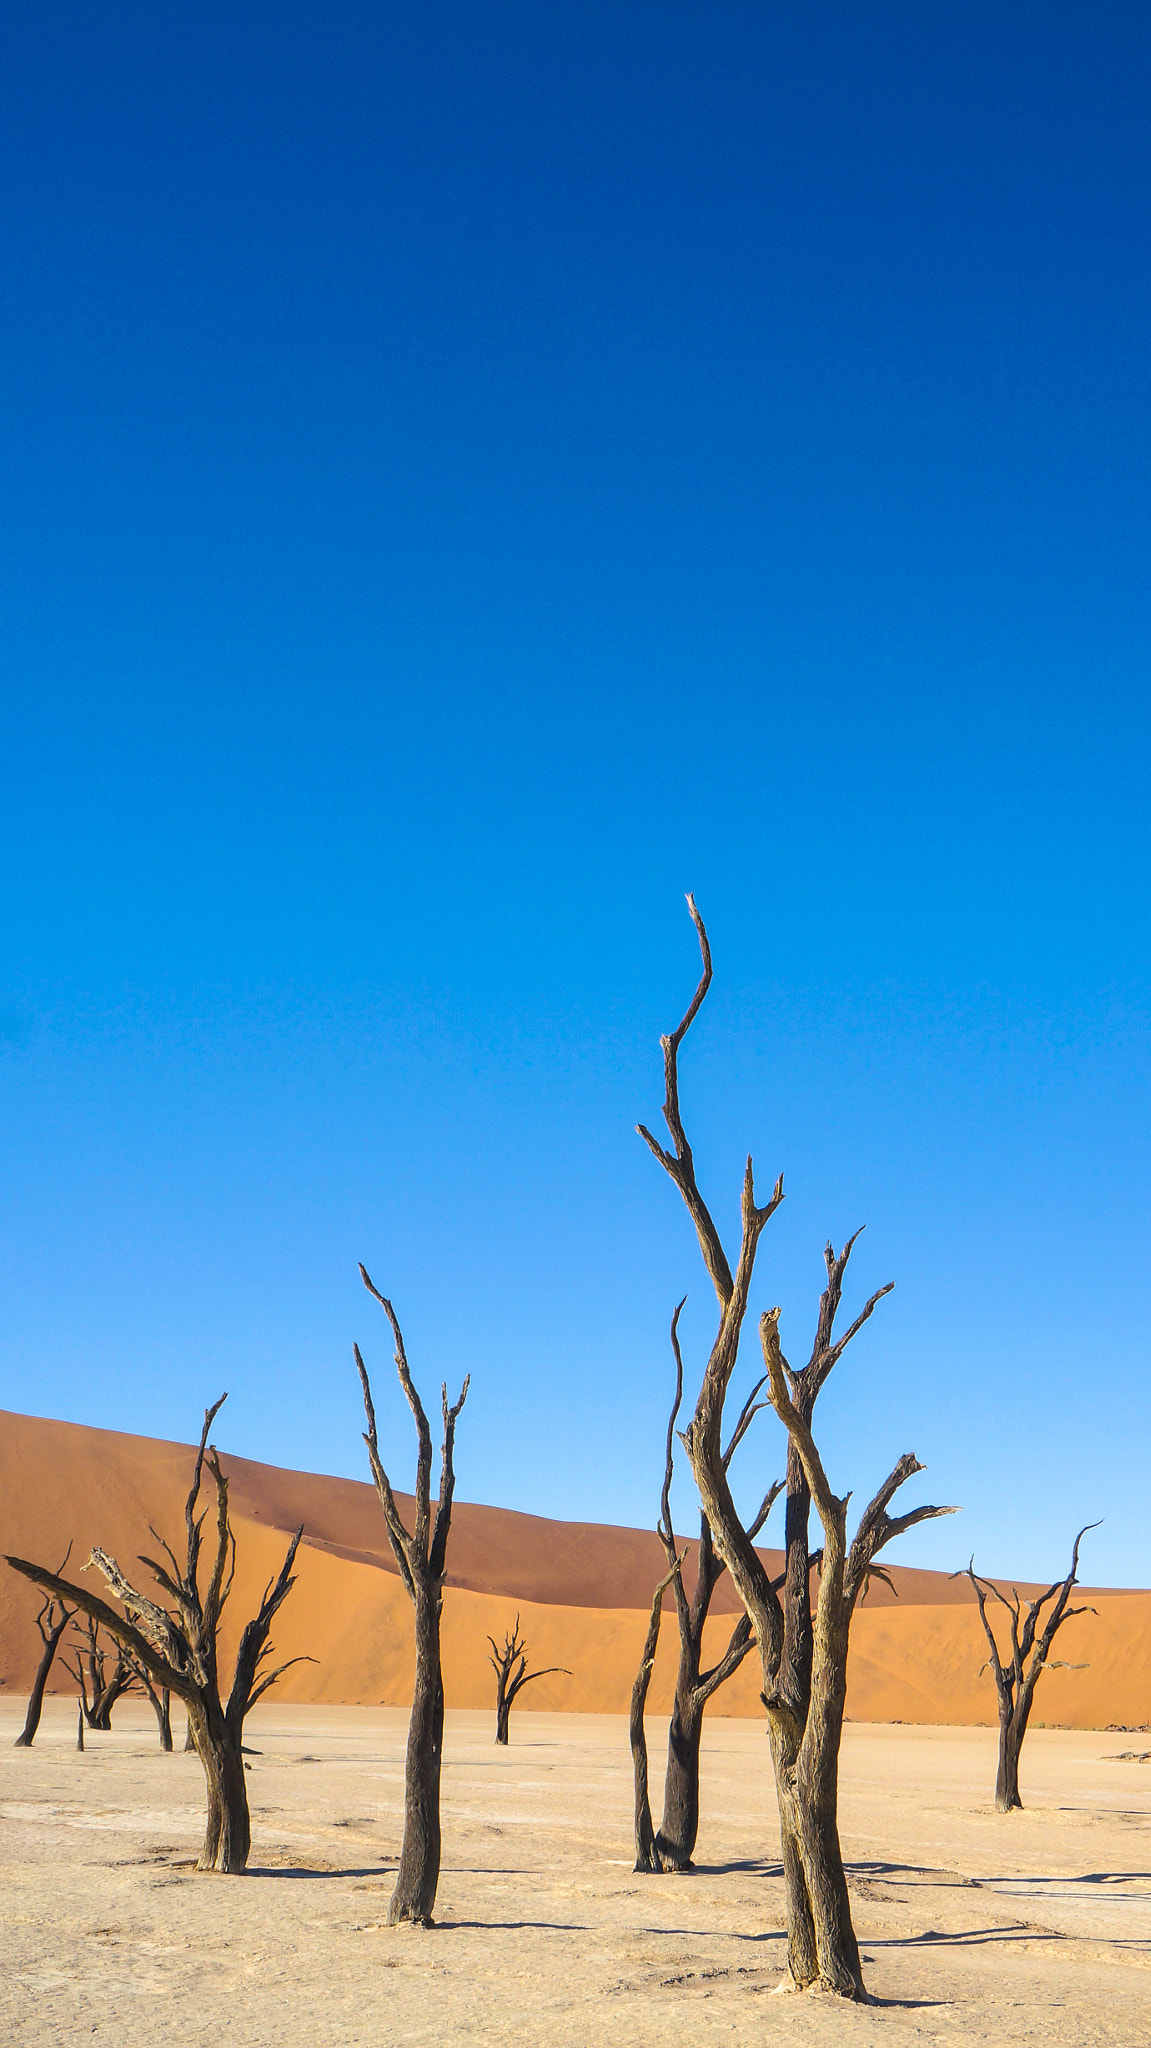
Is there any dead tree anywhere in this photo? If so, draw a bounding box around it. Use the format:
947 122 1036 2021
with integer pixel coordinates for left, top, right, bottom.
630 1551 683 1869
643 897 956 1997
66 1617 135 1731
130 1655 174 1751
5 1395 306 1871
967 1527 1098 1811
355 1263 469 1926
632 1301 782 1872
13 1545 75 1747
487 1617 569 1744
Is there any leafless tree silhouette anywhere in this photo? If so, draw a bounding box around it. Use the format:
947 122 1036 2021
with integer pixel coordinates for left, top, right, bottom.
487 1617 569 1744
643 897 956 1997
966 1526 1098 1810
355 1264 469 1926
13 1544 75 1748
6 1396 307 1869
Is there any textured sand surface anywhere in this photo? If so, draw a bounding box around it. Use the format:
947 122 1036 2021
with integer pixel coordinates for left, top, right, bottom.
1 1702 1149 2046
2 1410 1148 1729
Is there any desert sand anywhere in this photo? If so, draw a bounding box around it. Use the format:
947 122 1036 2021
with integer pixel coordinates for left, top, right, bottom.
1 1698 1149 2045
3 1410 1151 2043
1 1410 1148 1729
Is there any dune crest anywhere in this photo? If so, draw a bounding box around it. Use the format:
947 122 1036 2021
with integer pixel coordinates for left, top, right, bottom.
1 1409 1146 1728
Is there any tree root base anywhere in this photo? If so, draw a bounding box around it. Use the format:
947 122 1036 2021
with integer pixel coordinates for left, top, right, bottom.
772 1969 870 2003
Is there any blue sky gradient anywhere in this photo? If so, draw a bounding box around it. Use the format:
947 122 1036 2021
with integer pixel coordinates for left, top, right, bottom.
1 4 1149 1581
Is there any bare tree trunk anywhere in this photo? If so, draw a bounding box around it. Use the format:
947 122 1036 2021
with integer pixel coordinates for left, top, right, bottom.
128 1653 174 1751
494 1673 511 1746
996 1707 1024 1812
76 1701 84 1751
14 1614 71 1747
137 1668 174 1751
188 1700 252 1873
653 1549 761 1871
355 1267 469 1930
390 1586 444 1924
14 1558 74 1749
656 1684 705 1871
634 1306 775 1874
631 1557 679 1871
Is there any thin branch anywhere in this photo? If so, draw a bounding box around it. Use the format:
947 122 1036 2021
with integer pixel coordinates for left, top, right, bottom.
746 1477 784 1544
247 1654 319 1710
722 1374 769 1470
636 895 738 1309
844 1456 958 1612
660 1298 688 1550
505 1664 571 1705
360 1265 433 1558
429 1374 470 1583
184 1394 227 1600
696 1609 755 1703
354 1341 416 1602
760 1311 841 1538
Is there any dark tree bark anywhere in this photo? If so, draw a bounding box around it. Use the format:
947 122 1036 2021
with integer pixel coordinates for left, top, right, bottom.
487 1617 569 1745
65 1617 135 1731
131 1657 174 1751
643 896 956 1997
966 1529 1097 1811
632 1304 781 1872
355 1264 469 1927
76 1700 84 1750
5 1395 308 1871
630 1552 682 1870
14 1547 75 1748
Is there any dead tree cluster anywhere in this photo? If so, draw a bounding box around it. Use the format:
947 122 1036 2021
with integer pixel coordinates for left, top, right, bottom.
0 896 1103 2000
6 1395 306 1870
967 1527 1098 1811
488 1617 568 1745
66 1616 134 1732
641 897 957 1998
355 1262 469 1926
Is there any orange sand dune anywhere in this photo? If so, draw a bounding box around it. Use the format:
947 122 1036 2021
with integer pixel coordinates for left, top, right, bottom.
1 1409 1147 1729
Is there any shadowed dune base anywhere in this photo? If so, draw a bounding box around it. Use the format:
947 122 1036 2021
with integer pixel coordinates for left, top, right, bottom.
1 1703 1149 2047
1 1410 1148 1729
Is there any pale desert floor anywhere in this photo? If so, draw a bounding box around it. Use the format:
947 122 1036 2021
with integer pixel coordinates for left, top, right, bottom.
1 1702 1149 2046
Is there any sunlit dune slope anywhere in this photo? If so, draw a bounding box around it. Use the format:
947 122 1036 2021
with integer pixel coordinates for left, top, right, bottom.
1 1409 1146 1728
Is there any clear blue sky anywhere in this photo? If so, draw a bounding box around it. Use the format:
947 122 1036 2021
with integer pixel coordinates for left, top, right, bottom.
1 4 1148 1584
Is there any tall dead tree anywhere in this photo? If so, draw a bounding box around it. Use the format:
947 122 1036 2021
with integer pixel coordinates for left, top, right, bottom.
355 1263 469 1926
487 1617 569 1744
967 1527 1098 1812
13 1545 75 1748
632 1301 782 1872
644 897 956 1998
66 1617 135 1731
5 1395 306 1871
